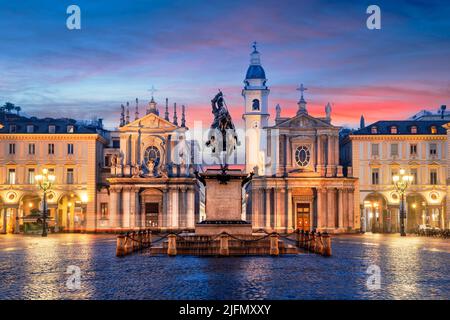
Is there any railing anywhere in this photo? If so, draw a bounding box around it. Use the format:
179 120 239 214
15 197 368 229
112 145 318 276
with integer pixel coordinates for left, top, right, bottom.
116 229 153 257
116 229 332 257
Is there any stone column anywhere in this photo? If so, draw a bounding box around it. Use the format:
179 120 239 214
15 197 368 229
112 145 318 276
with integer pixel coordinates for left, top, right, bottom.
265 188 271 230
109 187 121 229
129 187 136 228
279 188 286 231
179 187 187 228
122 186 131 228
334 135 340 166
287 187 293 231
162 188 169 228
187 187 195 229
317 188 327 230
1 209 6 234
348 189 355 229
338 189 344 230
326 135 334 177
326 188 333 229
14 208 20 234
171 187 179 229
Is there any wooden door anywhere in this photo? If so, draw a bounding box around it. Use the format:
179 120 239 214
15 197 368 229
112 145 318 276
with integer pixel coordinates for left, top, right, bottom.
296 203 310 231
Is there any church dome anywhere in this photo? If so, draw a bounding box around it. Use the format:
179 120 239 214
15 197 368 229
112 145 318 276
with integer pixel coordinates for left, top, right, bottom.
245 65 266 80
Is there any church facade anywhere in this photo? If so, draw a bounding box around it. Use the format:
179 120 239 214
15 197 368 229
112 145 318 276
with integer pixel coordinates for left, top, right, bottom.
243 47 357 233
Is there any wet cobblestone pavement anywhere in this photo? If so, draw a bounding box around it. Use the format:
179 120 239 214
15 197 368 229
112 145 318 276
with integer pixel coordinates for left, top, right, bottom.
0 233 448 300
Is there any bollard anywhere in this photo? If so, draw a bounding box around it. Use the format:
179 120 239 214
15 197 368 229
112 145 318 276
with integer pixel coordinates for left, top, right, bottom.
300 230 305 248
116 235 126 257
304 231 309 250
309 232 316 253
322 232 332 257
150 230 153 246
315 232 323 254
269 234 279 256
167 234 177 256
124 234 132 254
219 233 229 256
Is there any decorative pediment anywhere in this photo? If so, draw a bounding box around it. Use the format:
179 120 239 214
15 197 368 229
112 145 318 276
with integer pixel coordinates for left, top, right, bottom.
273 113 336 129
119 113 178 132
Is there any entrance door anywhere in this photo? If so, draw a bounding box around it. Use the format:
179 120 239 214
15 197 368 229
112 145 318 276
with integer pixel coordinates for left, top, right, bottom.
145 202 159 227
296 203 310 231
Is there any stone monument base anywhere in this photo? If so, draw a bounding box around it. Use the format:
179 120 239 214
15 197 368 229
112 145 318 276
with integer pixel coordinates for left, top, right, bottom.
195 168 253 236
195 220 253 235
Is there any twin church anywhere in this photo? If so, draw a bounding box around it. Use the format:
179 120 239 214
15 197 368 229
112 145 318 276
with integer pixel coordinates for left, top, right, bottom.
0 45 357 234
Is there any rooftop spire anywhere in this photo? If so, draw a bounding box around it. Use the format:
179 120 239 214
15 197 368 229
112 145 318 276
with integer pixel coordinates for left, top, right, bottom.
135 98 139 120
120 104 125 127
181 104 186 127
164 98 170 121
125 102 130 124
250 41 261 65
360 115 365 129
173 103 178 126
296 83 308 115
275 104 281 119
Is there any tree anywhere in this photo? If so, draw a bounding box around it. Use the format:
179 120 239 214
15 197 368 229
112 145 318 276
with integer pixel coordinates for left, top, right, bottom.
1 102 21 114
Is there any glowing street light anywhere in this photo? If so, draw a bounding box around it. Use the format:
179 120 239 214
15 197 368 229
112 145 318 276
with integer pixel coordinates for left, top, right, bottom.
393 169 413 236
35 169 56 237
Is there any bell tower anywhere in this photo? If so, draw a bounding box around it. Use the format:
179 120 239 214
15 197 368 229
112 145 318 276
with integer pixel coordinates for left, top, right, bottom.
242 42 270 174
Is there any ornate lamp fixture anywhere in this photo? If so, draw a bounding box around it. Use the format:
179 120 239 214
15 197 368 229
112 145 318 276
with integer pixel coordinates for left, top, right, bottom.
392 169 413 236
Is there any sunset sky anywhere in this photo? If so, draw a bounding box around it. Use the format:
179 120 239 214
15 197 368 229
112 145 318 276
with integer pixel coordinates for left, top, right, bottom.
1 0 449 129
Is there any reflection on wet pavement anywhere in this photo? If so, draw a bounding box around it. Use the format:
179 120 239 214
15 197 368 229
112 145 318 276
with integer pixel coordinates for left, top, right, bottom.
0 233 448 300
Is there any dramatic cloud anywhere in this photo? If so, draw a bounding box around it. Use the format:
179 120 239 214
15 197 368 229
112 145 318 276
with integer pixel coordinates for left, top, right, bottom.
0 0 449 129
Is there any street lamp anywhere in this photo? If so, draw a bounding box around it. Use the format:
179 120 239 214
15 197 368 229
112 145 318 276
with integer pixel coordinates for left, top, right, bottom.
35 168 55 237
393 169 413 236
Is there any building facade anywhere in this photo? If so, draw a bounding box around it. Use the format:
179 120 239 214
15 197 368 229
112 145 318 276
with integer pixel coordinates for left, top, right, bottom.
342 120 449 233
0 110 106 233
243 48 357 234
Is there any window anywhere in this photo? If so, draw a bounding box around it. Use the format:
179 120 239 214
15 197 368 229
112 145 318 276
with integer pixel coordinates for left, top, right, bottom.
371 143 379 157
371 126 378 134
67 143 74 155
295 146 311 167
9 143 15 155
431 126 437 134
430 169 438 185
28 143 35 155
252 99 260 111
48 125 56 134
410 144 417 156
410 126 417 134
390 144 398 157
411 168 418 185
67 125 74 133
66 168 74 184
8 169 16 184
372 169 380 185
9 125 16 133
100 203 109 220
27 125 34 133
390 126 398 134
112 139 120 148
144 146 161 169
28 168 35 184
48 168 55 176
48 143 55 155
104 155 111 167
429 143 437 156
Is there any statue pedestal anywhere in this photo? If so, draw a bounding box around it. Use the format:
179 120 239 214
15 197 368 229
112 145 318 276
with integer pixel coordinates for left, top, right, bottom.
195 169 252 235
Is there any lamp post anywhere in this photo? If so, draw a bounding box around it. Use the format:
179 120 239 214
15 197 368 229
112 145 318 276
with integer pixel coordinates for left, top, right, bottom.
393 169 413 236
35 169 55 237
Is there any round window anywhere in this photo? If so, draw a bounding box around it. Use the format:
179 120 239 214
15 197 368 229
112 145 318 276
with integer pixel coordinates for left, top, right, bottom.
295 146 311 167
144 146 161 168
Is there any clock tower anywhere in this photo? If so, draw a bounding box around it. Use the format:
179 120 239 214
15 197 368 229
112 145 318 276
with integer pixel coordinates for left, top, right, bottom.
242 43 270 174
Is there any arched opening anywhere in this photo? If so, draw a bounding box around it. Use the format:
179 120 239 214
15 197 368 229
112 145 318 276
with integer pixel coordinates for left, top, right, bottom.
363 193 387 233
406 193 429 232
57 193 84 231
